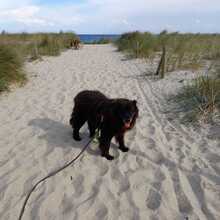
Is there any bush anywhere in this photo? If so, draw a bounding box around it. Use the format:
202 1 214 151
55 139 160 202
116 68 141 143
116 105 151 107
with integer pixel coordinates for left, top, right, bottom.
0 45 26 92
116 31 220 71
173 75 220 122
116 31 156 58
0 32 78 60
38 35 61 56
188 76 220 111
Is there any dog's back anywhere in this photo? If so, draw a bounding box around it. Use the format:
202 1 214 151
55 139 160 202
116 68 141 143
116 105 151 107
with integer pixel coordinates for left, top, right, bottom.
70 90 107 125
74 90 107 105
74 90 108 113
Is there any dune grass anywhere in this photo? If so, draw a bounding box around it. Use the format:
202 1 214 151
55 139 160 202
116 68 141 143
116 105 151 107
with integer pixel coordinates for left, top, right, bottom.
116 31 220 72
0 45 26 92
0 32 77 60
171 73 220 123
116 31 157 58
0 32 77 92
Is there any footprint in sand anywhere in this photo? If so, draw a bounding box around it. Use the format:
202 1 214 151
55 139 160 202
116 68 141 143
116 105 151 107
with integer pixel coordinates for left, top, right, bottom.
146 188 162 210
95 203 108 219
146 168 165 210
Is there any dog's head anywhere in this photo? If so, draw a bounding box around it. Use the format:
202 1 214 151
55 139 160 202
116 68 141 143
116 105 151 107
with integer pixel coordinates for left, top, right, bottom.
112 99 138 129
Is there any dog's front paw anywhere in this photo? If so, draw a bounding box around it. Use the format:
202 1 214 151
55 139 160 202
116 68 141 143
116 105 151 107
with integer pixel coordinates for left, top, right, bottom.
119 146 129 152
73 133 81 141
102 154 114 160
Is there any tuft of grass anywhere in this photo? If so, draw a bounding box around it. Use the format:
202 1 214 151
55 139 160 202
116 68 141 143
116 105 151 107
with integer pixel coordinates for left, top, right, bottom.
116 31 156 58
192 76 220 112
38 35 61 56
0 45 26 92
173 75 220 122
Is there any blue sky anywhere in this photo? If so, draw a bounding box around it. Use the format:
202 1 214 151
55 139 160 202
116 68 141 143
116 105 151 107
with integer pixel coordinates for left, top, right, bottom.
0 0 219 34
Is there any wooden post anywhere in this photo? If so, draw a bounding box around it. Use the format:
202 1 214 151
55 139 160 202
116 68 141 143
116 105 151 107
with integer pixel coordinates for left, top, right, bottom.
156 45 166 78
161 45 166 78
135 41 139 58
34 43 39 58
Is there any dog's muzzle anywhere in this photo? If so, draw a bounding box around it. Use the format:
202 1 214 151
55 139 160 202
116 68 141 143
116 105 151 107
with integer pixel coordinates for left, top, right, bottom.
123 119 132 128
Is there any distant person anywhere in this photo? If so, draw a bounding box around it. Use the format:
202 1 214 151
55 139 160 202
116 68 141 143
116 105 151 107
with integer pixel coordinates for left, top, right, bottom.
71 38 80 50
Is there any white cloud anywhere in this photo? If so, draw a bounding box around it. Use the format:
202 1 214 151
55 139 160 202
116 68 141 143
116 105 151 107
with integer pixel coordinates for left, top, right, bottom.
0 0 32 9
0 6 54 26
87 0 220 14
0 0 219 33
0 6 39 19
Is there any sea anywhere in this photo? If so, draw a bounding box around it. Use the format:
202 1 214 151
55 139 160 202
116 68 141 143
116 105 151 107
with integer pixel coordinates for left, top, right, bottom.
78 34 120 43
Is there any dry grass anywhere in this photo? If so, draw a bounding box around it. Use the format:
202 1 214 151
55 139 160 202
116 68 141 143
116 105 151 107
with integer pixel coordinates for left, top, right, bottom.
0 45 26 92
0 32 77 60
172 73 220 123
116 31 220 72
0 32 77 92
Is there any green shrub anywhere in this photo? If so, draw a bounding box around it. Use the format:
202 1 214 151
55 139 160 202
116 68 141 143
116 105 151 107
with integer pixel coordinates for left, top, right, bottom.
173 75 220 122
116 31 220 71
0 45 26 92
38 35 61 56
188 76 220 111
0 32 78 60
116 31 156 58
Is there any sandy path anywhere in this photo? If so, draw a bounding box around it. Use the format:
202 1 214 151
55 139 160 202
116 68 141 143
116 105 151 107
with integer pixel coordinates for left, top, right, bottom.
0 45 220 220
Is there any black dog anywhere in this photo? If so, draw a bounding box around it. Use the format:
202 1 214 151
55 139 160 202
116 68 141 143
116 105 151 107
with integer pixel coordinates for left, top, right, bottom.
70 90 138 160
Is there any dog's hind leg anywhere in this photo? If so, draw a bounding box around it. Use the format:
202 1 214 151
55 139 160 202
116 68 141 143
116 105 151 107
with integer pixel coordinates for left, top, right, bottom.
88 120 96 137
70 108 86 141
87 116 100 137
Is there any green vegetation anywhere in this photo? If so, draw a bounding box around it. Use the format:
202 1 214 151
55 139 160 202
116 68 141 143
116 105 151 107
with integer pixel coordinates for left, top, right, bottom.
0 32 77 92
116 31 157 58
173 73 220 122
116 31 220 73
0 32 77 59
0 45 26 92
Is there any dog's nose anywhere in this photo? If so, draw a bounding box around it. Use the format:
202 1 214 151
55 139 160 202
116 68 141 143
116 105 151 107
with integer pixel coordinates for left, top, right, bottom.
124 118 131 123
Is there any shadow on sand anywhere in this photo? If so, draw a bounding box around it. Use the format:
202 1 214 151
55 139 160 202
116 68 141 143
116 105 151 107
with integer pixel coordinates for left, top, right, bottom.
28 118 120 158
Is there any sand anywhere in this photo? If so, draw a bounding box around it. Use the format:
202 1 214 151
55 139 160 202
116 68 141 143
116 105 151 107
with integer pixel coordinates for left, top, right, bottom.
0 45 220 220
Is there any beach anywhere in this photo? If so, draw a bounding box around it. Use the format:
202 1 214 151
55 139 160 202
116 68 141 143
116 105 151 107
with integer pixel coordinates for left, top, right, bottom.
0 44 219 220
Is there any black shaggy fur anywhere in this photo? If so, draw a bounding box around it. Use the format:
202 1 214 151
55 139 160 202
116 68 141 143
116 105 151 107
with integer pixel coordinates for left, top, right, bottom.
70 90 138 160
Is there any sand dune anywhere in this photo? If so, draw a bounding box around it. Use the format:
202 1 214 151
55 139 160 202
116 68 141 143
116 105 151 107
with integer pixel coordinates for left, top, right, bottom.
0 45 219 220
